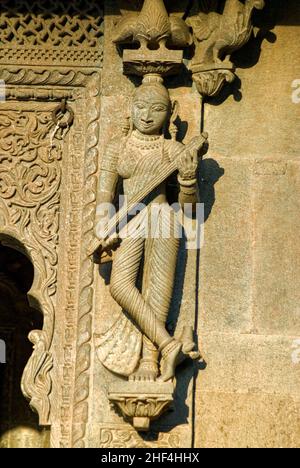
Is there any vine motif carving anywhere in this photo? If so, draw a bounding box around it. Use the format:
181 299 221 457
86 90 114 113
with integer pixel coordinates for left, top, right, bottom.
71 73 101 448
58 96 85 447
0 68 100 88
0 67 101 446
0 108 69 424
99 427 181 449
0 0 103 66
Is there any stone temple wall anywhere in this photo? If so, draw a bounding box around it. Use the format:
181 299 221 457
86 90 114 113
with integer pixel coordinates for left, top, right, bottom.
196 1 300 447
0 0 299 448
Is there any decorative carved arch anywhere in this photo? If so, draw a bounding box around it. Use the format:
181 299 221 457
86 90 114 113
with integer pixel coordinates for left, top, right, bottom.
0 105 67 424
0 0 103 447
0 68 101 446
0 232 53 426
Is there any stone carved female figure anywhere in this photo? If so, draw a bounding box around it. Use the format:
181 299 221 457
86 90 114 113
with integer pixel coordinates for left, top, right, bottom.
95 75 207 383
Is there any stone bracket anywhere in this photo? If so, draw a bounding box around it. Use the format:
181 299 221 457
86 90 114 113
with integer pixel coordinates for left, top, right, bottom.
108 381 174 432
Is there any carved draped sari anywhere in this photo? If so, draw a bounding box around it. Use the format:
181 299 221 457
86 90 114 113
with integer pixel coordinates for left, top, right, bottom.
95 131 183 376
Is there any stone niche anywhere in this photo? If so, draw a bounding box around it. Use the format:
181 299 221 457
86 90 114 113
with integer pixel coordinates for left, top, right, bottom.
0 245 49 448
0 0 299 449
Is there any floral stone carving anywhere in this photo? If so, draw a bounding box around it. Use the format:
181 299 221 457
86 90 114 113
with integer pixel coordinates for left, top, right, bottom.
0 106 72 424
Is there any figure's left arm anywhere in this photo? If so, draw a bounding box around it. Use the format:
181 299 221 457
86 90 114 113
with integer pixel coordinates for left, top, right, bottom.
177 146 199 210
175 134 208 211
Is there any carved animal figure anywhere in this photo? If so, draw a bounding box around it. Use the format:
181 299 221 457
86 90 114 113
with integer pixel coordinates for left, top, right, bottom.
187 0 265 66
113 0 192 49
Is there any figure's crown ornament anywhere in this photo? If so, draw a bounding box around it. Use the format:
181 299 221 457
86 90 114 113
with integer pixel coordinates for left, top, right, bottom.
113 0 191 78
135 0 171 48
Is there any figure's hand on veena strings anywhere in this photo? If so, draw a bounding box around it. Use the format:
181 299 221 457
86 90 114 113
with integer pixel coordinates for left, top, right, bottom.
187 132 209 154
177 148 198 180
177 132 208 181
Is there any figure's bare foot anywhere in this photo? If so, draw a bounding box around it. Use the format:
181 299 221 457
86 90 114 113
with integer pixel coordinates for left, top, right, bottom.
129 359 159 382
158 335 201 382
158 340 182 382
177 326 202 361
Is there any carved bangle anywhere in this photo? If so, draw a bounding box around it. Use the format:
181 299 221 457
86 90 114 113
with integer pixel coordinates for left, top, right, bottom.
180 186 197 196
177 175 197 187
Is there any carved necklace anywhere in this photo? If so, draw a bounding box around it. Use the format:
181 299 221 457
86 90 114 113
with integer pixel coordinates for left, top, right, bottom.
125 131 170 167
130 130 164 151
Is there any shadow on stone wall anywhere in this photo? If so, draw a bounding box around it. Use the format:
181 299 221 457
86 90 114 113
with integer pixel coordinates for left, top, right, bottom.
199 158 225 222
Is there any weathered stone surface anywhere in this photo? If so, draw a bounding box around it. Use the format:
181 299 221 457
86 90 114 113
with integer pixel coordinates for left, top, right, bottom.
253 160 300 335
197 333 300 398
205 23 300 159
195 391 300 448
101 8 135 97
195 329 300 448
199 158 254 333
198 156 300 337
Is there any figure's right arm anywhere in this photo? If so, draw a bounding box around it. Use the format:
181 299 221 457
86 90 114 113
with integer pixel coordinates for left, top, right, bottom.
95 139 120 238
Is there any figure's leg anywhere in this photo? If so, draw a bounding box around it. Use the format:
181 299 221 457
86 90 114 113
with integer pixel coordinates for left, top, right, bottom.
128 205 181 381
129 335 159 381
144 208 183 381
144 234 179 324
213 41 224 64
143 206 200 380
131 229 180 381
110 236 173 353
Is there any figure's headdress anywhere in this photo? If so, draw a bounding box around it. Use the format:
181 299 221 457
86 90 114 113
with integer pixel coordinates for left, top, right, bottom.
133 74 170 105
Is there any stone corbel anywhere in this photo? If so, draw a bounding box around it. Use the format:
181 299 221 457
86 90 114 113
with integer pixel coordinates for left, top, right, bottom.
109 382 174 432
187 0 265 97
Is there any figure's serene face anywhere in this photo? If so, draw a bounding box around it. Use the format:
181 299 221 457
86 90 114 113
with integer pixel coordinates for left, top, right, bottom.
132 89 170 136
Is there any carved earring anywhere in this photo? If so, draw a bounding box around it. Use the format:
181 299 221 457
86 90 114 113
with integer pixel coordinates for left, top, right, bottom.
122 116 133 137
169 100 179 141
